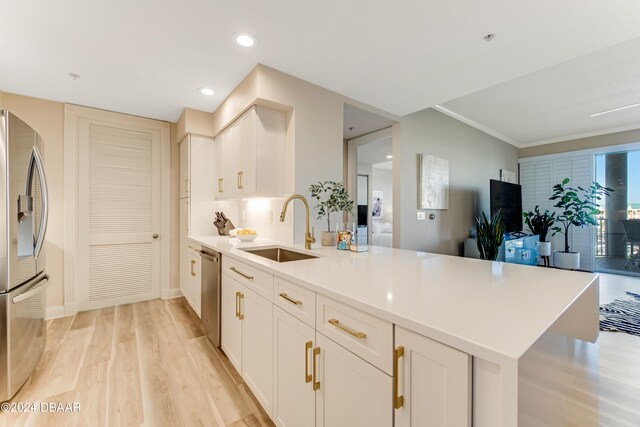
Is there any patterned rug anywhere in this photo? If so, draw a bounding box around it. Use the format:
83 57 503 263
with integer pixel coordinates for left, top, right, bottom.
599 292 640 336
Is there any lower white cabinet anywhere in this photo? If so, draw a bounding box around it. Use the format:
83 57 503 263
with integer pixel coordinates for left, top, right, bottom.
221 274 243 372
395 326 472 427
242 286 274 415
316 332 393 427
273 307 316 427
221 273 274 416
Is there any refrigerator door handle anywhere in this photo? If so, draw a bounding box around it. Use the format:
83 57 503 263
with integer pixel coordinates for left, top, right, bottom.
27 146 49 259
12 275 49 304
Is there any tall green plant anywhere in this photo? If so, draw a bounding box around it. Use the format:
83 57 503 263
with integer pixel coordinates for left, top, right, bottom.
522 206 556 242
309 181 354 232
549 178 612 253
475 210 505 261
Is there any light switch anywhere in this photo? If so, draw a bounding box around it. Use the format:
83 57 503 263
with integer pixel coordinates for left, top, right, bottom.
417 211 426 220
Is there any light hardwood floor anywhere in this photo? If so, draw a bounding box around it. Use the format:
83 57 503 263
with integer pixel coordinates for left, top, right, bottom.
1 298 273 427
2 275 640 426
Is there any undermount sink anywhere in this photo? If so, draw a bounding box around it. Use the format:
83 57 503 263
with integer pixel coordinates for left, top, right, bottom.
241 247 318 263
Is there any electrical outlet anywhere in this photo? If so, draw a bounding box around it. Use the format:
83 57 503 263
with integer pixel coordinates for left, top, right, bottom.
417 211 426 220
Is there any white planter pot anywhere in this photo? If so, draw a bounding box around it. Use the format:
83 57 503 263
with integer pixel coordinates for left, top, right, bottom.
554 251 580 270
320 231 336 246
537 241 551 257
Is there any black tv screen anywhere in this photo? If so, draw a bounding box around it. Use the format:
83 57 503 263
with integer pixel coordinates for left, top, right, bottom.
490 180 522 233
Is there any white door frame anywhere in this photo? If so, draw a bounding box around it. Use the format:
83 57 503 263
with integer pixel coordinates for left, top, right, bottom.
346 127 395 246
64 105 171 316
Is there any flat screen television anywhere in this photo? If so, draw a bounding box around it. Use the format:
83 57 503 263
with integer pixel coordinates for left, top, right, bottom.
490 179 522 233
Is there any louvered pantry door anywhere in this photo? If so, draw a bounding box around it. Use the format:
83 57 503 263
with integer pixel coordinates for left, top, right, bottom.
78 119 161 310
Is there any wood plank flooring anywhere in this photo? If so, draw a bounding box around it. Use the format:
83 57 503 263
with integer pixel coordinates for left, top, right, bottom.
2 274 640 426
0 298 273 427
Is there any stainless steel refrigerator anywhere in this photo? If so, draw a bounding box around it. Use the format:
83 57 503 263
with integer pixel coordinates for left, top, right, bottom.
0 110 50 402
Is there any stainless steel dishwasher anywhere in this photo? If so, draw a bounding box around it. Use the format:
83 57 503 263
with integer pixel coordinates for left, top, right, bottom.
200 249 221 347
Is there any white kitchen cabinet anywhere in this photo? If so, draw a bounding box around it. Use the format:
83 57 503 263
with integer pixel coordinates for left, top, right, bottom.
179 136 190 198
221 271 274 416
242 285 274 416
395 326 471 427
315 332 393 427
213 106 286 199
221 274 244 373
273 307 316 427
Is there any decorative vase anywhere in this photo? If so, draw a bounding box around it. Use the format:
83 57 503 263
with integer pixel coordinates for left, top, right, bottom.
554 251 580 270
537 241 551 257
320 231 336 246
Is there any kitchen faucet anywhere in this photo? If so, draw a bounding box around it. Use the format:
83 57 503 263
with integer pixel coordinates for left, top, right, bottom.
280 194 316 250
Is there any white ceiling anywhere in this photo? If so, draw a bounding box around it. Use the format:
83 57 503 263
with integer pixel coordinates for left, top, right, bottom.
2 0 640 126
441 36 640 147
344 104 396 139
357 137 393 166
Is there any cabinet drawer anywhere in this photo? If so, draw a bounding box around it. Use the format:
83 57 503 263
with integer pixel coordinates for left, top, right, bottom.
274 277 315 328
222 257 273 302
316 295 393 374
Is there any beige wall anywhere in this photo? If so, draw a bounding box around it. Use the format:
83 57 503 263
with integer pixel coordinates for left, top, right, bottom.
176 108 215 141
397 108 519 255
0 92 65 309
520 128 640 158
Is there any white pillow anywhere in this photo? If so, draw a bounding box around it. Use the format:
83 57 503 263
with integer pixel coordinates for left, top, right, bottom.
372 222 382 234
381 222 393 233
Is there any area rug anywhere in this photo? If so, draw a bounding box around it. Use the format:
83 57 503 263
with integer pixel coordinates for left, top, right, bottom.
599 292 640 336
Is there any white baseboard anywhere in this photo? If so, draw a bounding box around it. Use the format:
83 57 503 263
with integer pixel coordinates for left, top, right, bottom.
46 305 66 320
161 287 183 300
64 303 77 317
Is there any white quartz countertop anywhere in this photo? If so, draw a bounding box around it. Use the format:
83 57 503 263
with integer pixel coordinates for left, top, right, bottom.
189 235 598 364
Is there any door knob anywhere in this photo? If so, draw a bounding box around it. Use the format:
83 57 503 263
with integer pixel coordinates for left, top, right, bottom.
152 233 159 239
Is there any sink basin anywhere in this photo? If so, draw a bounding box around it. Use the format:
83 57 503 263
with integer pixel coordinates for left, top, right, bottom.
241 247 318 263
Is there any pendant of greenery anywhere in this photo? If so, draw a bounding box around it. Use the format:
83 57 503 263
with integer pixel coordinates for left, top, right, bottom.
522 206 556 242
475 210 505 261
309 181 354 232
549 178 612 253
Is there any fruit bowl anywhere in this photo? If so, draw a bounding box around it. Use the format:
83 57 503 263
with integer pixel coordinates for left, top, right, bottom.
236 233 258 242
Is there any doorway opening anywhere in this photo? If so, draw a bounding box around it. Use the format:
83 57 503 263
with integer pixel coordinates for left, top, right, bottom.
344 104 396 247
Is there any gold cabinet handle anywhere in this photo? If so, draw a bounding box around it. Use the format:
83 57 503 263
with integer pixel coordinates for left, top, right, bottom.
240 171 244 189
394 346 404 409
218 178 223 193
230 267 254 281
235 291 244 320
304 341 313 384
185 179 189 193
190 260 196 277
235 291 240 318
312 346 320 391
279 292 302 306
237 171 241 189
328 318 367 339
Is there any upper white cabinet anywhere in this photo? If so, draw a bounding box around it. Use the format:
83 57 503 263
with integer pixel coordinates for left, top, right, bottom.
214 106 286 199
180 137 190 198
395 326 471 427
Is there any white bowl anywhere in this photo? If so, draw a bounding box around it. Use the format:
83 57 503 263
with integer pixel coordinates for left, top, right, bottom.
236 234 258 242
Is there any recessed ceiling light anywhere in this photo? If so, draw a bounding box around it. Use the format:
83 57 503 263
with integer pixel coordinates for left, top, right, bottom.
590 102 640 118
197 87 215 96
234 32 257 48
386 155 393 159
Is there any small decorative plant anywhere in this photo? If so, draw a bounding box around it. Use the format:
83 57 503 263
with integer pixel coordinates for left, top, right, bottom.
549 178 612 253
475 210 505 261
522 206 556 242
309 181 354 232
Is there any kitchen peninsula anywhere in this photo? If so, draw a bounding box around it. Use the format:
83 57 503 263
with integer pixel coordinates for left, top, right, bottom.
190 235 599 427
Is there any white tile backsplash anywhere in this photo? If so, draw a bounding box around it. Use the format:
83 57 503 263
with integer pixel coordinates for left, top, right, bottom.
211 197 294 243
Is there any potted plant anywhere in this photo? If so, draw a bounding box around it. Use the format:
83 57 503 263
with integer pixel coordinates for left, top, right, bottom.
522 206 556 264
309 181 354 246
549 178 612 270
475 210 505 261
